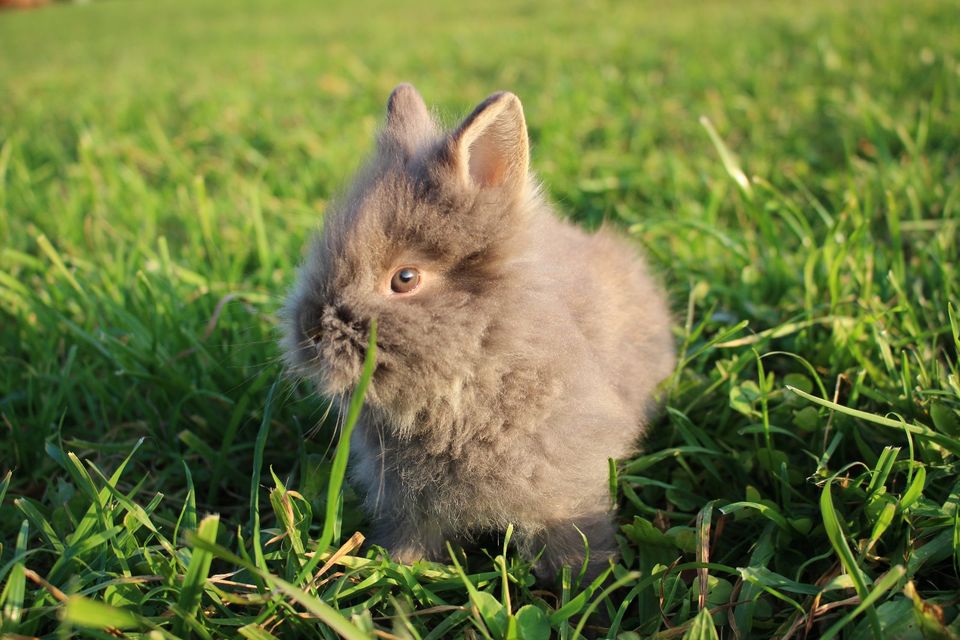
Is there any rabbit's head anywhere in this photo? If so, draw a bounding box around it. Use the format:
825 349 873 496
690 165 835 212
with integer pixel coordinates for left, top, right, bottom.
282 84 539 423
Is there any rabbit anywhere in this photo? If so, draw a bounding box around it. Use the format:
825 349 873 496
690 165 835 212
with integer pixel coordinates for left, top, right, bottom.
281 83 675 583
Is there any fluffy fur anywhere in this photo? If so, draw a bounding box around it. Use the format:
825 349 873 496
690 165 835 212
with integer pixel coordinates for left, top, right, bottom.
282 84 675 581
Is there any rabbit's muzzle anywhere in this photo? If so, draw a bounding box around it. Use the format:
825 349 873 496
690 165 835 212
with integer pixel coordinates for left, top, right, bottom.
311 303 370 395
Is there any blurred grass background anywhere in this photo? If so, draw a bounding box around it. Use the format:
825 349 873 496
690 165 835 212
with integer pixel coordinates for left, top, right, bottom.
1 0 959 638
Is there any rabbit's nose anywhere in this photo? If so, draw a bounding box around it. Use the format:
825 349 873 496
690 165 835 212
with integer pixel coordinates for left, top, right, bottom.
332 303 356 326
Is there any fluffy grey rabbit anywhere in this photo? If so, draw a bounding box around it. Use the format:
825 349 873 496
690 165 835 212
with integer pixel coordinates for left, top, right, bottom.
282 84 675 581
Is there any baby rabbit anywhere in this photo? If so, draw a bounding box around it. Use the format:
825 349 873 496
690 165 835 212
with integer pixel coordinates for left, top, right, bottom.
282 84 675 582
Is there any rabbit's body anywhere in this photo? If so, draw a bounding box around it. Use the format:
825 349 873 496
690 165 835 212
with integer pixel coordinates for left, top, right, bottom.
283 85 674 580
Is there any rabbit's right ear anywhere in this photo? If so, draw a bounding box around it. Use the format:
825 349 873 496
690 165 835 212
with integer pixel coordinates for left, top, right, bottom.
380 83 437 157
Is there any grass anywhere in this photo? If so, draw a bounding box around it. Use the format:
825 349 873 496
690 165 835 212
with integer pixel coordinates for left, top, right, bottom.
1 0 959 637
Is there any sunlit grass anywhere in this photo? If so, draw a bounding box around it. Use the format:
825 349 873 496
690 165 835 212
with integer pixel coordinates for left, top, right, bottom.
1 0 958 637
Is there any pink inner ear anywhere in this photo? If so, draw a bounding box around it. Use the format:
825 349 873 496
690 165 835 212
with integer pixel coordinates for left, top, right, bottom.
469 142 507 187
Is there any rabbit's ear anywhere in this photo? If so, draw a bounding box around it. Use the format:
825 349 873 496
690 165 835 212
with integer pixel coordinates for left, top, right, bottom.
380 83 437 156
448 92 529 192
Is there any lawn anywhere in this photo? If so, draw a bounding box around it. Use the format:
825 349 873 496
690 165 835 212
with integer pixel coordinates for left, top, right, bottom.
1 0 959 637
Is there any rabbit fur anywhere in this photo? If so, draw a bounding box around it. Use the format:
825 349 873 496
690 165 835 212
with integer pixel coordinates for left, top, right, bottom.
282 84 675 582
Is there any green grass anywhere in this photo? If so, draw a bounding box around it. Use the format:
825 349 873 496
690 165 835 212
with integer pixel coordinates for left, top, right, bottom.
1 0 959 637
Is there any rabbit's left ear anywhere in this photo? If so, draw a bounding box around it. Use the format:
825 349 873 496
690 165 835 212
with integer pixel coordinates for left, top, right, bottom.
447 92 529 192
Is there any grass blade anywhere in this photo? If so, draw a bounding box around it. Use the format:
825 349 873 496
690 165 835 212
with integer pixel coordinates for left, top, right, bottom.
175 514 220 636
0 520 28 626
699 116 752 199
0 471 10 506
62 595 141 631
787 385 960 455
297 319 377 584
251 377 282 577
821 477 881 637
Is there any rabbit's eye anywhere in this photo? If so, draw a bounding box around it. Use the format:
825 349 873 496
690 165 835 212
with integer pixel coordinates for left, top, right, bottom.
390 267 421 294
